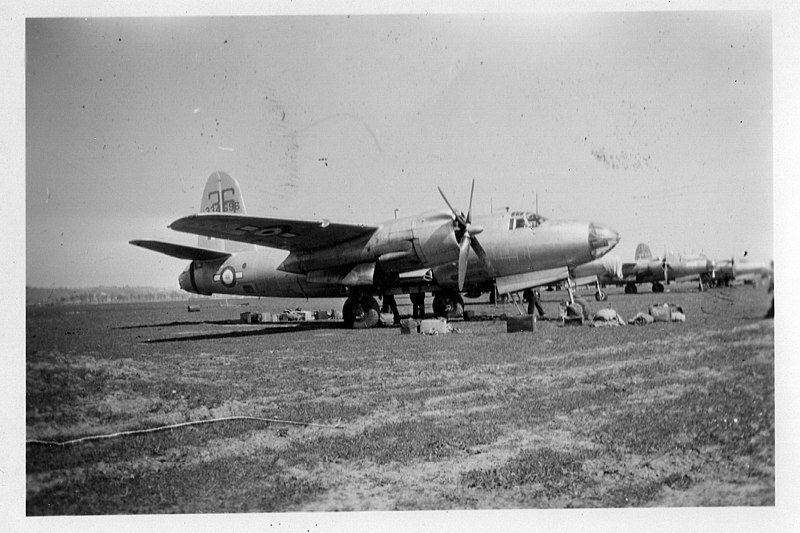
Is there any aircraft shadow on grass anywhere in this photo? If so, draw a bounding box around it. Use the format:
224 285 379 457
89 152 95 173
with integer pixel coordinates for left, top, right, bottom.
141 320 348 343
115 319 246 330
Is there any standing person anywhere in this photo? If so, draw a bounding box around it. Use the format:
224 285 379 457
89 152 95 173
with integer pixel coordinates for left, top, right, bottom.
524 288 545 317
411 292 425 319
765 273 774 319
381 293 401 324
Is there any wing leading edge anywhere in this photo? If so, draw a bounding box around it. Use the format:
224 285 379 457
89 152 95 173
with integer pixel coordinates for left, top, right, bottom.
169 213 379 253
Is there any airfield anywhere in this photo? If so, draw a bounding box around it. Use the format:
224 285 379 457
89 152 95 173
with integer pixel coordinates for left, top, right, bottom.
26 284 774 514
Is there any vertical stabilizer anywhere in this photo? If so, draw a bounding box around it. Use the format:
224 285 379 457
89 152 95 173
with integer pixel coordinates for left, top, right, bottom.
634 243 653 261
198 171 255 253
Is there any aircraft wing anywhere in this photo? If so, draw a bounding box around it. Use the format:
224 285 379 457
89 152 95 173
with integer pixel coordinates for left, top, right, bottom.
129 240 232 261
169 213 379 253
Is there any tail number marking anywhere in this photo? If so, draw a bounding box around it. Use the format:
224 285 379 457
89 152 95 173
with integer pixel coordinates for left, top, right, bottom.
206 188 241 213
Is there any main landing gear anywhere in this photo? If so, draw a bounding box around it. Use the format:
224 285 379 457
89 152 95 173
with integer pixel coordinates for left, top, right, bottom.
342 293 380 329
651 282 665 293
624 283 638 294
432 292 464 318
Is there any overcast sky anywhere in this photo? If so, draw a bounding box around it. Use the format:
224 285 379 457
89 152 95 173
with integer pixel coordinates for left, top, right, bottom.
23 8 777 288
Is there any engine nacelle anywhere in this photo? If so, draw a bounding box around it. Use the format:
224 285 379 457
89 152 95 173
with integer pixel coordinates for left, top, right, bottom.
411 212 460 268
179 259 227 295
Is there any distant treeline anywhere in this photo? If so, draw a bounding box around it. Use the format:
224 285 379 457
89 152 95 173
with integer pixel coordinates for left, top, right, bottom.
26 286 189 306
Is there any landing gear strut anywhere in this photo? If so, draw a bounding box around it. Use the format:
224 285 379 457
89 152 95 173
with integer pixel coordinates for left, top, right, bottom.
342 293 380 329
594 280 607 301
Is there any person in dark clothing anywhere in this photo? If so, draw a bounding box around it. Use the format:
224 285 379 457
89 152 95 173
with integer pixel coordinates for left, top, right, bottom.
381 293 401 324
410 292 425 319
765 277 774 319
524 288 545 317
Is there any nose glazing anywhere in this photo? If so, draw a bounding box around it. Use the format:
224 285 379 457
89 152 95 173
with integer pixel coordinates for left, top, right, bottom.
589 223 620 258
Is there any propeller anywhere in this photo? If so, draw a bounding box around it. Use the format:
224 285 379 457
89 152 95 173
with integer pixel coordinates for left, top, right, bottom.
437 180 493 291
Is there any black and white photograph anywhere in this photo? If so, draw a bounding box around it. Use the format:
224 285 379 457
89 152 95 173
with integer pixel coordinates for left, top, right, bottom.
10 1 798 531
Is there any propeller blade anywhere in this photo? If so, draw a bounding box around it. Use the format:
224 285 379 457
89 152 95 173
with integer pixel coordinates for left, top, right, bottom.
458 234 471 291
437 186 467 227
466 179 475 224
470 235 496 276
438 181 492 289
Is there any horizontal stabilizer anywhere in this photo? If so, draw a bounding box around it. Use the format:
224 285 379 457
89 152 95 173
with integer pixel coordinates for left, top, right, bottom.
129 240 232 261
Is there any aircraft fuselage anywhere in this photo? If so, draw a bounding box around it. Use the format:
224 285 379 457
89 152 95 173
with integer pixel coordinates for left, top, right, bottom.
179 209 618 298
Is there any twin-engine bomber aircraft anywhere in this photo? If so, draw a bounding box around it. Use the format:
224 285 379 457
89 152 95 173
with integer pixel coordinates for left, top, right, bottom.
572 243 714 299
131 172 619 328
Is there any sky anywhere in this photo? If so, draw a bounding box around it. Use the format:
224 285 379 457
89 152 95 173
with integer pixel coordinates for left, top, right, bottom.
22 7 777 289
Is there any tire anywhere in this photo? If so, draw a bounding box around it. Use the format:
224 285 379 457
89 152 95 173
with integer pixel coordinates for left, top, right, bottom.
433 293 464 318
451 300 464 318
343 295 380 329
595 291 607 302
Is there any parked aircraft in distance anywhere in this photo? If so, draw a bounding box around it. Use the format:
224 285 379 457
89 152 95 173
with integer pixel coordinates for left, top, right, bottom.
573 243 713 299
131 172 619 328
704 254 772 287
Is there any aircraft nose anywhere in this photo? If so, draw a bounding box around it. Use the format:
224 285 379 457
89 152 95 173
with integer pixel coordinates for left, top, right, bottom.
589 223 620 258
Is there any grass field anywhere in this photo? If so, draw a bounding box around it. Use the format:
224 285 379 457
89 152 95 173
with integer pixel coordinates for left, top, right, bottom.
25 284 774 514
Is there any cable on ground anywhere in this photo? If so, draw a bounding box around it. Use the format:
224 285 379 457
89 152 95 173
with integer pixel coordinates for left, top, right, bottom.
26 415 343 447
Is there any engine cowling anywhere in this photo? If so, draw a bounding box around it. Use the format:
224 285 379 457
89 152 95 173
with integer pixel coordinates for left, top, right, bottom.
178 259 226 295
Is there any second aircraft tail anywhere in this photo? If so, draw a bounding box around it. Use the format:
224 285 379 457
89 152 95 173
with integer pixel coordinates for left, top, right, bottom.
634 243 653 261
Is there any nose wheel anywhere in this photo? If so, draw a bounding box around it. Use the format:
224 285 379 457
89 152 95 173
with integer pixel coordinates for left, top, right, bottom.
595 290 607 301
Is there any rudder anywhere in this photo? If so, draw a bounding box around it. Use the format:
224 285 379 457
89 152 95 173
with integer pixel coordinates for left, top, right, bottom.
634 243 653 261
198 171 254 253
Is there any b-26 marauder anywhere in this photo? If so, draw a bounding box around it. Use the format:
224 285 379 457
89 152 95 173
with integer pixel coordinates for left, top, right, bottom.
573 243 714 299
132 172 619 328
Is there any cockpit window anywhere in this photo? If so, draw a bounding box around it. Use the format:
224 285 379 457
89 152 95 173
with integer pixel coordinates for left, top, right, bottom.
508 211 546 230
526 213 543 227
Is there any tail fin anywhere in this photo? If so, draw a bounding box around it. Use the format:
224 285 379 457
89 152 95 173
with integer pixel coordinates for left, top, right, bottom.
198 171 255 253
634 243 652 261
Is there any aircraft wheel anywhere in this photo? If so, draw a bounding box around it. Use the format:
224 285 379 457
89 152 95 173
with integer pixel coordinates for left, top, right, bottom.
595 290 607 302
432 293 464 318
450 297 465 318
343 295 380 329
652 282 665 293
624 283 638 294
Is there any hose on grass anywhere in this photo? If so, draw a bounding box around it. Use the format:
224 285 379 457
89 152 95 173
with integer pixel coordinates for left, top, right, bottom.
26 415 343 447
